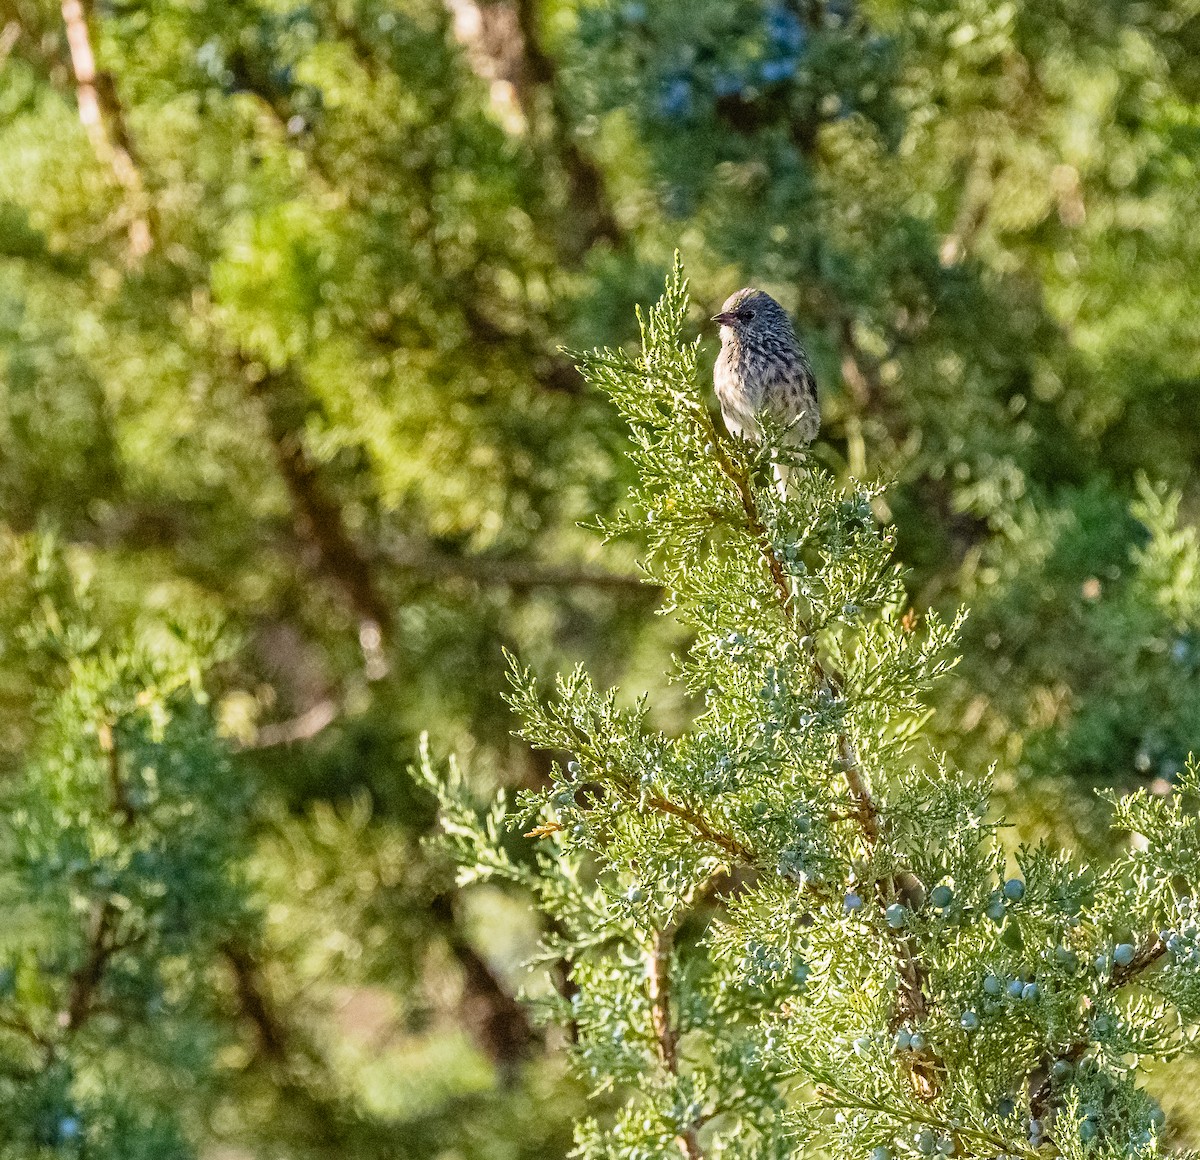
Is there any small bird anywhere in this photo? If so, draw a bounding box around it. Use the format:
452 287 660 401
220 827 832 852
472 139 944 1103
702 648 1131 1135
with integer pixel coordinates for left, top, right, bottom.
712 288 819 494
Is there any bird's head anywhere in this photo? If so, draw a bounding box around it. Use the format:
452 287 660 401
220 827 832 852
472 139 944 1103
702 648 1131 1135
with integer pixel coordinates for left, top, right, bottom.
712 288 794 348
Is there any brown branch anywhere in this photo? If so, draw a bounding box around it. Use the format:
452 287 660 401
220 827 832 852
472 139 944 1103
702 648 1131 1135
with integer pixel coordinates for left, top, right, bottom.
98 721 135 827
238 357 393 648
1029 933 1166 1121
381 543 651 592
244 698 340 750
444 0 620 255
62 720 146 1031
59 0 152 257
1110 932 1167 988
0 19 18 65
221 940 289 1063
644 792 757 867
64 898 117 1031
648 925 678 1069
244 546 649 747
647 923 704 1160
429 893 536 1078
702 429 795 613
82 499 647 596
511 0 621 254
694 407 885 837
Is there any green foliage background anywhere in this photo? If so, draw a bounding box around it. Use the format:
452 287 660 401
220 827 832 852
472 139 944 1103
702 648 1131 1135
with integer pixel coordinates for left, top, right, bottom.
0 0 1198 1155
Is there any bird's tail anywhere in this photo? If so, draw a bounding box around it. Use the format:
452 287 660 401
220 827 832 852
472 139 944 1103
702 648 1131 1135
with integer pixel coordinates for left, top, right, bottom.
773 462 802 500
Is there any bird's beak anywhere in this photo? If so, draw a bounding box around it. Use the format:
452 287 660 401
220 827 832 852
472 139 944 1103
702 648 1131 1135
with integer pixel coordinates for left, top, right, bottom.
711 312 737 327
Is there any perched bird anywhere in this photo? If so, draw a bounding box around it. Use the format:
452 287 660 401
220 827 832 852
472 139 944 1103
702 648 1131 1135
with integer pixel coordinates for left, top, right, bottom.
712 288 819 494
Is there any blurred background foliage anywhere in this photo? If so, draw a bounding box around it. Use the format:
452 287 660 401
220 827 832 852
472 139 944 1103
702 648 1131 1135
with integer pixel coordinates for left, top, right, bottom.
0 0 1198 1153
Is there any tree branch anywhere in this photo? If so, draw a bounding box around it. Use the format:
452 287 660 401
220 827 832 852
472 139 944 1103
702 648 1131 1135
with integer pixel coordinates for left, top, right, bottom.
243 698 341 750
98 721 135 827
1110 932 1167 988
445 0 621 255
429 893 536 1079
647 922 705 1160
0 1011 54 1057
59 0 152 256
62 722 142 1031
237 356 393 650
221 939 289 1063
0 19 19 66
1029 933 1168 1121
64 898 118 1031
381 543 651 592
694 403 939 1093
643 792 758 867
939 142 996 267
510 0 621 254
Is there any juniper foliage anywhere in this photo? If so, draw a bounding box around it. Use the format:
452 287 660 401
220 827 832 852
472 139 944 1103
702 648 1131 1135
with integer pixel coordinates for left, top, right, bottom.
0 548 252 1156
425 264 1200 1160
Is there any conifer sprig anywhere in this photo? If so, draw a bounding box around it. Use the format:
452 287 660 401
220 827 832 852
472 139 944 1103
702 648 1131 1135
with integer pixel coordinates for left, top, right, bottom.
424 263 1200 1160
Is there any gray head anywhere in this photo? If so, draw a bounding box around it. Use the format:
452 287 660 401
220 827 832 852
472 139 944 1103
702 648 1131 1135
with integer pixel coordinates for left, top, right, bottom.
711 288 797 352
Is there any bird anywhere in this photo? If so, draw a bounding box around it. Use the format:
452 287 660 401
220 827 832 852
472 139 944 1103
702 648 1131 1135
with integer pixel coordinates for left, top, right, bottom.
712 288 819 495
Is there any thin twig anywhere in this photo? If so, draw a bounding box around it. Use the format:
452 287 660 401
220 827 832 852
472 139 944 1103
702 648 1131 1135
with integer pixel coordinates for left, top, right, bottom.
643 793 757 866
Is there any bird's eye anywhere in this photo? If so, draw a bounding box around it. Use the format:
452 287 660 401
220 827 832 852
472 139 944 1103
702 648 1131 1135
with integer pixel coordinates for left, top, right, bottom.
738 309 755 322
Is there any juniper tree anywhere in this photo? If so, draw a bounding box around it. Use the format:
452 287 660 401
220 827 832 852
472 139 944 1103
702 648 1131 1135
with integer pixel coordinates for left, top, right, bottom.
425 263 1200 1160
0 561 254 1156
5 1 1200 1154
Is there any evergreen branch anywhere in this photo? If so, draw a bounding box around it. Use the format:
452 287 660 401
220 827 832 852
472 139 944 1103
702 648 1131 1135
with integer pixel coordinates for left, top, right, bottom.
232 25 586 398
799 1065 1041 1160
1030 933 1169 1121
1110 932 1168 989
643 792 758 868
690 384 936 1070
687 392 886 843
646 921 705 1160
698 415 796 615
